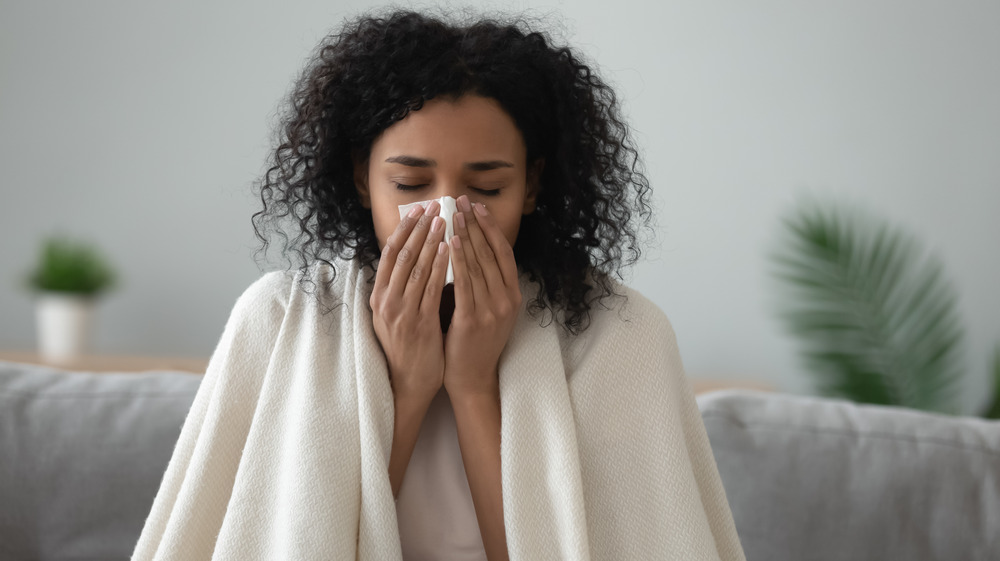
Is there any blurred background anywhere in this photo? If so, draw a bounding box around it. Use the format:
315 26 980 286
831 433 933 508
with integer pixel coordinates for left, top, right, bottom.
1 0 997 414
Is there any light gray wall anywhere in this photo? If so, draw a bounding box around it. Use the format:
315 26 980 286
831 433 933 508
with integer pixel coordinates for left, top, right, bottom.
2 1 997 414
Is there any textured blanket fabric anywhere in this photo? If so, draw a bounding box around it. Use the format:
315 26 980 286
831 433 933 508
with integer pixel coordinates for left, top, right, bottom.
131 259 746 561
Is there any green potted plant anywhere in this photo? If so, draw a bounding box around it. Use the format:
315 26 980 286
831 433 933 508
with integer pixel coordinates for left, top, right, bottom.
24 234 118 362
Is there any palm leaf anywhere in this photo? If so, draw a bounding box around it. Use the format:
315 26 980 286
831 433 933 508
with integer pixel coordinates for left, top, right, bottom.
983 346 1000 419
771 200 964 414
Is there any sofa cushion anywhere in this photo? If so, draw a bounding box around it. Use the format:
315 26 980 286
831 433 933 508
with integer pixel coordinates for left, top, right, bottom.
0 360 201 561
697 389 1000 561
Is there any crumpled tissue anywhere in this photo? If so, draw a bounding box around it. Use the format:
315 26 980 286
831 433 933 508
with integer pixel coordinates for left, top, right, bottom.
397 195 458 285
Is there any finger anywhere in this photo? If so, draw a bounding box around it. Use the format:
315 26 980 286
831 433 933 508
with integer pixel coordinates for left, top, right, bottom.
419 240 450 316
449 234 474 315
462 201 505 295
374 203 424 294
471 201 519 288
404 211 447 303
388 200 440 299
454 196 490 306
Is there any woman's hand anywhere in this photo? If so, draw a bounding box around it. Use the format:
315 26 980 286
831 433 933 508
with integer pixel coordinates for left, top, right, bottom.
443 195 522 399
370 201 451 403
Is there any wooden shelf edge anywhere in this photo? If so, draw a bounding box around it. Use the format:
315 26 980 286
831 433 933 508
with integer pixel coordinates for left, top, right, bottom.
0 351 208 374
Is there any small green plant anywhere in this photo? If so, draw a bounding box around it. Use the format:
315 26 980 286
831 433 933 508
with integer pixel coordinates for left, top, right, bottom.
26 235 117 296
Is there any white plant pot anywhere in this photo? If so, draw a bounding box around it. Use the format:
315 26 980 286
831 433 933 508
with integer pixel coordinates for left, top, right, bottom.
35 292 96 363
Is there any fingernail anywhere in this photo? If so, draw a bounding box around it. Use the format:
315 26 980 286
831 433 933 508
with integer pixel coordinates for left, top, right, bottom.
474 202 487 216
426 200 441 215
455 212 466 229
451 235 462 248
458 195 472 212
431 215 443 232
438 241 448 255
407 205 423 218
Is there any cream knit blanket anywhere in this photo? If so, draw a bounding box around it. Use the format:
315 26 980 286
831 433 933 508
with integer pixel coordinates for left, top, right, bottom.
131 259 746 560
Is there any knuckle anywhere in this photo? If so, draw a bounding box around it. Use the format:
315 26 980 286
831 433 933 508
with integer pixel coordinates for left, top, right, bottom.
410 264 425 282
424 281 439 299
478 243 495 261
467 261 483 278
397 246 413 264
496 302 512 317
383 300 400 317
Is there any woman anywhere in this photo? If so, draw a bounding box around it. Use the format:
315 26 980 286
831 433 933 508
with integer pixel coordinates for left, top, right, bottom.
132 9 745 561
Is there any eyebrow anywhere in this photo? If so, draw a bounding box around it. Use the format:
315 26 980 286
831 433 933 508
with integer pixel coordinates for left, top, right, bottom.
385 155 514 171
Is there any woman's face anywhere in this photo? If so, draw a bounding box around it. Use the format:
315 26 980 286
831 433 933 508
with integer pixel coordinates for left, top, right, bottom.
356 94 541 251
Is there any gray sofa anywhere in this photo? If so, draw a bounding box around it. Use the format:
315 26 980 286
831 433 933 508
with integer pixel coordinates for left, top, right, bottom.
1 359 998 561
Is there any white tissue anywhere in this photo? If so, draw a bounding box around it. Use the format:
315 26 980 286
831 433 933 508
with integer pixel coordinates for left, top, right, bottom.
397 195 458 285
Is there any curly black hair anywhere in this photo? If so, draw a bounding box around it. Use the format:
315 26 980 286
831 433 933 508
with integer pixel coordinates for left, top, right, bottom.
251 8 653 334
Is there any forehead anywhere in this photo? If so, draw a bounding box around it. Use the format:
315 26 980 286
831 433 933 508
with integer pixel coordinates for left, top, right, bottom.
370 95 527 166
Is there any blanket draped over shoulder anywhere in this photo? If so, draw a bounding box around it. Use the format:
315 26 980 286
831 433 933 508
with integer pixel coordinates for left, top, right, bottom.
131 259 746 561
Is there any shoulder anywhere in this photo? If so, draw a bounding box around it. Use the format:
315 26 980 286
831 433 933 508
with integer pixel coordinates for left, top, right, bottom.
582 278 676 346
231 259 366 320
228 268 298 324
238 268 297 305
560 278 682 376
204 269 300 381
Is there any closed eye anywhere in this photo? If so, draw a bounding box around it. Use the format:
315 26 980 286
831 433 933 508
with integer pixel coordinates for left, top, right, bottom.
471 187 501 196
393 182 427 191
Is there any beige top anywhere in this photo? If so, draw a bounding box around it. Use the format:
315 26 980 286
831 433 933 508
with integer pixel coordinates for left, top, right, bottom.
395 386 488 561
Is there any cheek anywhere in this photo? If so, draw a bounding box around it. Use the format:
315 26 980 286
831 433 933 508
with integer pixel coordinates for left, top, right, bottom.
371 202 400 250
494 208 523 248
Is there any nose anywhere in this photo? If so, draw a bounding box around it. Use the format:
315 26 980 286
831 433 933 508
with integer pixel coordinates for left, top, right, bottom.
426 179 464 202
421 182 472 215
